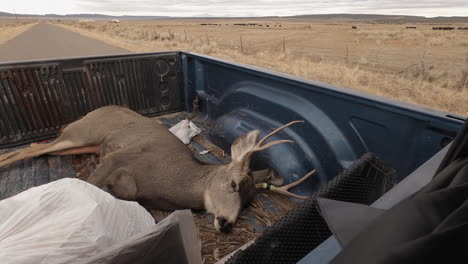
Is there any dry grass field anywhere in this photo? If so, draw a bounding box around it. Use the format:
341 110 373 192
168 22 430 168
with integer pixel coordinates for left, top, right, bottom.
0 20 36 44
57 19 468 116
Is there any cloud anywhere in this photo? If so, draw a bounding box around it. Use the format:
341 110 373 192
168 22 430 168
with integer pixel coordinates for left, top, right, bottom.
4 0 468 17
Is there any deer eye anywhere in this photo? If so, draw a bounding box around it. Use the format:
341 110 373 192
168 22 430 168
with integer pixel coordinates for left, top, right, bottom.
231 181 237 189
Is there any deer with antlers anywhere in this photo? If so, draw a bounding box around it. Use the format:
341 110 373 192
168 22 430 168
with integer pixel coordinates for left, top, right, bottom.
0 105 314 233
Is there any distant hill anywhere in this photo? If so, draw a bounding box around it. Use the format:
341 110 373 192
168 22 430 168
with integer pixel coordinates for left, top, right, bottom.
288 14 468 23
0 11 169 20
0 11 467 23
291 14 424 20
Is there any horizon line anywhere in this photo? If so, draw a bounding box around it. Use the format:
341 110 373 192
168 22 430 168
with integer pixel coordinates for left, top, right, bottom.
1 11 468 19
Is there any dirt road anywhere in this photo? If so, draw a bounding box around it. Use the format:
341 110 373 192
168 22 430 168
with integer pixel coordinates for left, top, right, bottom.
0 22 129 62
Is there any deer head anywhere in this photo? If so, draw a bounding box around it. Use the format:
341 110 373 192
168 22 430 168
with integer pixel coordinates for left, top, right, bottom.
202 121 307 233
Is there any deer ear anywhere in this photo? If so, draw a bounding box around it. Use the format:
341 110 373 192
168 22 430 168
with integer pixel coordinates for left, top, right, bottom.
231 130 260 162
251 169 284 186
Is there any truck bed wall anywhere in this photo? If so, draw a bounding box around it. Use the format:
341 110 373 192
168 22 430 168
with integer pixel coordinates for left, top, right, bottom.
181 52 464 193
0 52 184 148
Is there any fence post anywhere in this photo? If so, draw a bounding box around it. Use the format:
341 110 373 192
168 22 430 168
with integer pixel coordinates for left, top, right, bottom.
14 9 19 23
282 37 286 55
462 74 468 92
345 46 349 63
184 30 188 42
240 35 244 54
463 54 468 91
206 32 210 45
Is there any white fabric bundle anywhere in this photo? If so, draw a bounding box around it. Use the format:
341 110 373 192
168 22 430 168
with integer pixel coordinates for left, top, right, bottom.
0 178 156 264
169 119 202 144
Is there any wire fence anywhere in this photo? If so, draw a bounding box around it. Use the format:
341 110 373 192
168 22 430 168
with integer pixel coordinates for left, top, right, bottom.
69 22 468 78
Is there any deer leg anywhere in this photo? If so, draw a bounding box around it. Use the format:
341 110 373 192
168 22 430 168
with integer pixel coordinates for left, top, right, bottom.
0 149 21 162
50 145 102 164
0 143 44 162
0 140 87 168
48 146 100 156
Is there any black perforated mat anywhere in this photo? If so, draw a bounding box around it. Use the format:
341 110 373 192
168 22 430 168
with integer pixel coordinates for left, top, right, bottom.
226 153 396 264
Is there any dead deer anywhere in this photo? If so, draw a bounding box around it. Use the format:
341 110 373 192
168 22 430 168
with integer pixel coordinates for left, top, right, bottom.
0 105 313 233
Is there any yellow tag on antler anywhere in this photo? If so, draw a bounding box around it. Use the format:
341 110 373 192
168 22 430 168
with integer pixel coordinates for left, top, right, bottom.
260 183 276 191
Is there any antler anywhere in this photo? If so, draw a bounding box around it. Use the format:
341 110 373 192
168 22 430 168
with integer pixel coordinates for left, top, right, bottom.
241 120 304 177
256 169 315 199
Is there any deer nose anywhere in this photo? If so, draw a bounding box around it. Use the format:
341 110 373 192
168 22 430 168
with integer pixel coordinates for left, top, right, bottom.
218 217 233 233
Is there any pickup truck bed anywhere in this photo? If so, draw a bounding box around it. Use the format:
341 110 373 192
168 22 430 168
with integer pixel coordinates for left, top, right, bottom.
0 51 465 263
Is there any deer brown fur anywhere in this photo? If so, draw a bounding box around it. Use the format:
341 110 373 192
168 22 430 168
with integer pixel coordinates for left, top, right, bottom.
0 105 303 233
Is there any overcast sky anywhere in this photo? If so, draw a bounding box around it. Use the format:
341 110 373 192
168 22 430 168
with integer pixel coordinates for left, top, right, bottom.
2 0 468 17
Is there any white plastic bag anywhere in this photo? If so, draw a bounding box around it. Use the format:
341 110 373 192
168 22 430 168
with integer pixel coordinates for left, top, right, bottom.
0 178 156 264
169 119 202 144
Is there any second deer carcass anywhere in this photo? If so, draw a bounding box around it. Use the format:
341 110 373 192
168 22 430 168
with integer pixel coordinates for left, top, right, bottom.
0 105 313 233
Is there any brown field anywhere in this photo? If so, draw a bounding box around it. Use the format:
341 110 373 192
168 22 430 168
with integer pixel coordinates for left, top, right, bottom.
54 19 468 116
0 20 36 44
